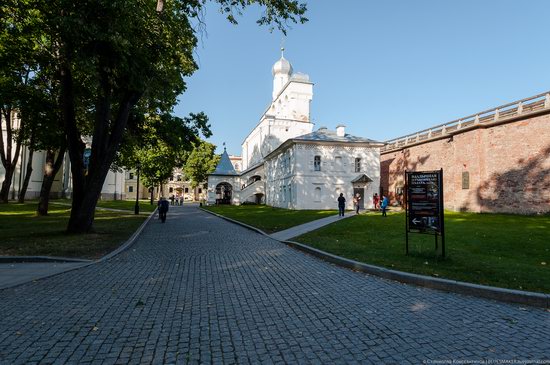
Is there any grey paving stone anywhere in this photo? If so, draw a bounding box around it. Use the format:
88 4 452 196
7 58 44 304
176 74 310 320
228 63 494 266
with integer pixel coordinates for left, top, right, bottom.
0 204 548 364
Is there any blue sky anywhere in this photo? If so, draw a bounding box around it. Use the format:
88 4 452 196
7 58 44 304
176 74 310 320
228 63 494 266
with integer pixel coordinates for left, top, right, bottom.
174 0 550 156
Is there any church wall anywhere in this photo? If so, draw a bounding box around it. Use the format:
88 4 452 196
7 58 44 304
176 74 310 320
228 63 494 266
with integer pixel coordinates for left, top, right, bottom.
266 143 380 210
296 145 380 210
241 117 313 170
380 112 550 214
241 77 314 171
269 81 313 122
265 145 296 209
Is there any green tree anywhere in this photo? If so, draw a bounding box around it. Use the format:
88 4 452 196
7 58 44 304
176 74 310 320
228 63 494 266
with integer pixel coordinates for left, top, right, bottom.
0 1 42 203
115 111 211 196
5 0 307 232
183 141 220 188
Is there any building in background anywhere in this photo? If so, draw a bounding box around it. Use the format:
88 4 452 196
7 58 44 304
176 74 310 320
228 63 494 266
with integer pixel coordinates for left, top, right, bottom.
0 112 125 201
207 51 383 209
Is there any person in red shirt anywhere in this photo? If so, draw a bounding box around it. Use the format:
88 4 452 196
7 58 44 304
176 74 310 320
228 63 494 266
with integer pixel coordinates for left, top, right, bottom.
373 193 380 210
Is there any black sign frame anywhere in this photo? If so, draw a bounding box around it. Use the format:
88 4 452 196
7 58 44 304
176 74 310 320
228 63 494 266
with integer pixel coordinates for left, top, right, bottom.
405 169 445 258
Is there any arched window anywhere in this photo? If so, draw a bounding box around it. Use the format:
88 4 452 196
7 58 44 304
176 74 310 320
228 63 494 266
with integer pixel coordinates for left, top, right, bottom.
355 158 361 172
314 156 321 171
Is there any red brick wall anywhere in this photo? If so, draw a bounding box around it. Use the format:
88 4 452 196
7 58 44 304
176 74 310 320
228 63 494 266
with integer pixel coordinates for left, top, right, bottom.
380 113 550 214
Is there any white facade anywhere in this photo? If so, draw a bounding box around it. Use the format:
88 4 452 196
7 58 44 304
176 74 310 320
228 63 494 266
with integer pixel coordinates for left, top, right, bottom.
265 142 380 210
207 52 383 210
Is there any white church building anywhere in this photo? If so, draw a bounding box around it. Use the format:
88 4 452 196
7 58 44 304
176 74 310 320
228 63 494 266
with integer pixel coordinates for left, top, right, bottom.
207 51 384 210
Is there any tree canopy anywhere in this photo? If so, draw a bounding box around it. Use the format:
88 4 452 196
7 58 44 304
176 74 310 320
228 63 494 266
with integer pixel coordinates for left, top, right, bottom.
115 111 211 189
2 0 308 232
183 140 220 188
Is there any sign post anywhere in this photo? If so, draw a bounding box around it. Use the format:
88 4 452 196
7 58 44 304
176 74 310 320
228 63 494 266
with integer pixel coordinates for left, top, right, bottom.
405 169 445 257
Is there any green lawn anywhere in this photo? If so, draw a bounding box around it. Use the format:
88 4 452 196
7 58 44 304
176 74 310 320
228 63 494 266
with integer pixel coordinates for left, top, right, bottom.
0 203 147 259
295 211 550 293
49 199 157 213
203 205 338 233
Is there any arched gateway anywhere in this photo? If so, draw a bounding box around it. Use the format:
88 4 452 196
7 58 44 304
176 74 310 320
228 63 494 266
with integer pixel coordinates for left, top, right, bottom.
215 182 233 205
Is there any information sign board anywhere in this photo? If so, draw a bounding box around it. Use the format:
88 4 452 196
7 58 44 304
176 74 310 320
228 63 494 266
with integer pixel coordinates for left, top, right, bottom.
407 171 441 232
405 169 445 257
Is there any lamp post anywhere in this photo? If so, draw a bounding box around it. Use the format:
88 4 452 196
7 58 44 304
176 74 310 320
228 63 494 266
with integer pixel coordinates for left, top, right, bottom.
134 161 141 215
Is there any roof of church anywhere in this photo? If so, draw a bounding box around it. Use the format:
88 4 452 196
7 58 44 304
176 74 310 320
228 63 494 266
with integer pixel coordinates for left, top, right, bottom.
293 129 383 144
211 149 238 176
263 128 385 161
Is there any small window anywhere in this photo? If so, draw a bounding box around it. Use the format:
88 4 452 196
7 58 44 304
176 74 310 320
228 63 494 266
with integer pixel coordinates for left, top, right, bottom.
314 156 321 171
355 158 361 172
185 188 189 193
129 172 134 180
169 176 173 181
289 185 292 202
314 187 322 202
198 188 202 194
128 186 134 193
169 187 173 193
177 175 182 181
462 171 470 189
335 156 342 171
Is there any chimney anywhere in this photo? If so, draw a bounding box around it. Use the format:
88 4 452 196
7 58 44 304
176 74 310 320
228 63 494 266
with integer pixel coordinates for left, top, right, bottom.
336 124 346 137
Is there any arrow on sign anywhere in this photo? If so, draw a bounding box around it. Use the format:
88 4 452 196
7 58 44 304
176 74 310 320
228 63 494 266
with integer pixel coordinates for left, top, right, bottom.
412 218 422 224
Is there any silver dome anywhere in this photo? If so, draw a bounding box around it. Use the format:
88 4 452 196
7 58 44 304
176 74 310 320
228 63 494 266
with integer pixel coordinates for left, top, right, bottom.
272 56 293 76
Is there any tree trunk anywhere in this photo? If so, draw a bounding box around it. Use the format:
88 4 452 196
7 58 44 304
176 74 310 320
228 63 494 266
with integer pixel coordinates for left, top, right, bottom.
18 148 35 203
59 45 141 233
37 148 66 215
0 108 24 203
0 167 15 203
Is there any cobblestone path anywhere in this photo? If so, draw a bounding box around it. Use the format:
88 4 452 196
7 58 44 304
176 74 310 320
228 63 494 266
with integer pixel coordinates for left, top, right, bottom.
0 205 548 364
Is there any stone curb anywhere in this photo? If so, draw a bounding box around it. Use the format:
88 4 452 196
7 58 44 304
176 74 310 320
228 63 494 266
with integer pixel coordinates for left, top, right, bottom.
0 208 157 291
200 207 550 309
96 207 157 263
0 256 91 264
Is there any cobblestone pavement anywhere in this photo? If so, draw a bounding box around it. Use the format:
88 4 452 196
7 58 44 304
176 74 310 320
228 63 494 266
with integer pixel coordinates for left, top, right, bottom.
1 205 548 364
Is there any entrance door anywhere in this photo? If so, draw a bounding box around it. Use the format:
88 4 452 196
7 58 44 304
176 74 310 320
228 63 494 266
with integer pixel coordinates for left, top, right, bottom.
353 188 364 209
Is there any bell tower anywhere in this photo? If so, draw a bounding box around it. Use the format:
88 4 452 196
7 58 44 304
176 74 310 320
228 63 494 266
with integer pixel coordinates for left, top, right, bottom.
272 48 293 100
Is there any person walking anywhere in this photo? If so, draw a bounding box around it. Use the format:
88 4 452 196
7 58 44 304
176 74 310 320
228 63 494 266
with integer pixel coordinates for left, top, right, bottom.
353 193 361 214
373 193 380 210
381 195 389 217
337 193 346 217
158 197 170 223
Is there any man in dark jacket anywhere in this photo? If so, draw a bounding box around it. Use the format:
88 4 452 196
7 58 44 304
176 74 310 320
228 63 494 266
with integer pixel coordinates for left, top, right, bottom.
158 197 170 223
337 193 346 217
